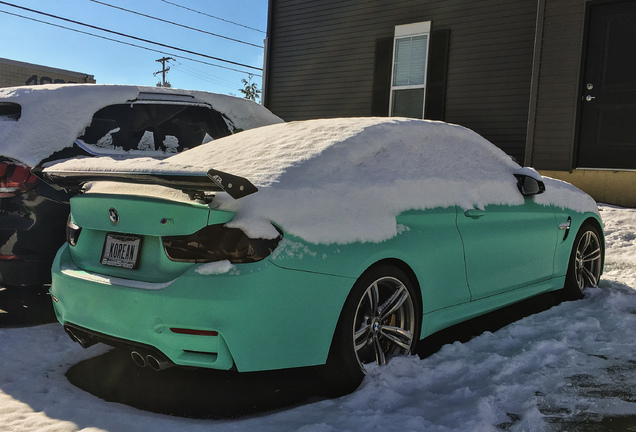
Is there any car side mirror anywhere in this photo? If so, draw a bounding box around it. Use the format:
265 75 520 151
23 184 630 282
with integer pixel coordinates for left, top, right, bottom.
516 175 545 196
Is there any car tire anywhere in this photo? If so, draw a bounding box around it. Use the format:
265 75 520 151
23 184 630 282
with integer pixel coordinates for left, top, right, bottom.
320 264 421 395
562 222 604 300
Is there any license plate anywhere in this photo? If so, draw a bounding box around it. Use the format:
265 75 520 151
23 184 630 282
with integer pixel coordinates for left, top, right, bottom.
101 233 142 269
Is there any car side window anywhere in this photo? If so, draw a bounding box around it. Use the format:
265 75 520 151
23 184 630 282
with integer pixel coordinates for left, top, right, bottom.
0 102 21 121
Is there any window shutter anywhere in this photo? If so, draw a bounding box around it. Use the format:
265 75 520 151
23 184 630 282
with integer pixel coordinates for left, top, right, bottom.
371 37 393 117
424 29 450 121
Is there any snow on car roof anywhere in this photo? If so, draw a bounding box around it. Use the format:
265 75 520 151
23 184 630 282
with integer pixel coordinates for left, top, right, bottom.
45 117 599 244
0 84 282 167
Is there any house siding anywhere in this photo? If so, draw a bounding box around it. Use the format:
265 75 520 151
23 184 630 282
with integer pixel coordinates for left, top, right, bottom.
528 0 587 170
265 0 537 162
265 0 636 205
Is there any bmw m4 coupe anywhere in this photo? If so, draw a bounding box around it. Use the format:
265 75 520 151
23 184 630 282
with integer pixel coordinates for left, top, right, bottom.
40 118 604 391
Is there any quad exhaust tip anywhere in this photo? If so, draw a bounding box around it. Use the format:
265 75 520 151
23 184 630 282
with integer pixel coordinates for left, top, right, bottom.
130 350 174 371
63 325 175 371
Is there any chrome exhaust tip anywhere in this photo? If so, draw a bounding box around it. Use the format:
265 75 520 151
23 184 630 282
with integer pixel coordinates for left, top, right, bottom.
146 354 174 371
64 326 98 349
130 351 148 368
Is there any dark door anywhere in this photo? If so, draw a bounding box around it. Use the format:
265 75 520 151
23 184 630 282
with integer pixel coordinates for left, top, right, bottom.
578 1 636 169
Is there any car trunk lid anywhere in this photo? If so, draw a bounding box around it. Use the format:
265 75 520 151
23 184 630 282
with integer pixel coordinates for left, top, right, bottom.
66 193 235 283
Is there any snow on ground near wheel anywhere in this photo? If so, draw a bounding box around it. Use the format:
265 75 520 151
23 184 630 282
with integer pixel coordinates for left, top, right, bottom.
0 203 635 432
45 118 599 244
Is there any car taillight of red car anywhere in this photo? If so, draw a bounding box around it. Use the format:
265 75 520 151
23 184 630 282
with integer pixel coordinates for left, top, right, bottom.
0 158 38 198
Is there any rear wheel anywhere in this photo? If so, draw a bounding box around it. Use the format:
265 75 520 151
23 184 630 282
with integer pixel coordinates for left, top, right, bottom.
321 265 420 394
563 222 604 300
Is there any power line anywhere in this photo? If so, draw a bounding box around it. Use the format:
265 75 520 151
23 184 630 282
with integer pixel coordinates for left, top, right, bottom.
172 61 241 90
160 0 266 34
0 1 262 72
0 8 262 77
172 68 239 93
87 0 263 49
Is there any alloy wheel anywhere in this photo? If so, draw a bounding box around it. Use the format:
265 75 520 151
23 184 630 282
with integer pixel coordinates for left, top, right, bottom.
574 229 603 291
352 276 416 367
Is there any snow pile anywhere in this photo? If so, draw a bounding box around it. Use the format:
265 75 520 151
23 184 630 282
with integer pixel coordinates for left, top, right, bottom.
0 84 281 167
598 204 636 288
192 91 282 131
0 85 137 166
194 260 237 275
1 204 635 431
46 117 598 244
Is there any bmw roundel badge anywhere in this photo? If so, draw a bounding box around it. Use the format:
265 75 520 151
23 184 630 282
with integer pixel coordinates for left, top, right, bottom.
108 207 120 224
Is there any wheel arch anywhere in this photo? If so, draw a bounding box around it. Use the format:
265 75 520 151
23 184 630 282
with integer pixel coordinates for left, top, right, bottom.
320 257 424 392
561 215 606 300
327 257 424 354
579 215 606 272
355 258 423 321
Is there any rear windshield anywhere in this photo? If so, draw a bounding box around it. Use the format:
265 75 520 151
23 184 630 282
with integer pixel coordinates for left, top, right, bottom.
77 103 232 157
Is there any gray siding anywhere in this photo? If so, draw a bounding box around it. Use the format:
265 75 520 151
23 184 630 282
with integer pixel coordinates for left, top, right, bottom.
265 0 537 162
528 0 586 170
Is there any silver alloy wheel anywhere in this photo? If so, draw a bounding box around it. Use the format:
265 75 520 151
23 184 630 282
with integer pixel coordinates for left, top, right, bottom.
574 229 603 291
352 276 416 367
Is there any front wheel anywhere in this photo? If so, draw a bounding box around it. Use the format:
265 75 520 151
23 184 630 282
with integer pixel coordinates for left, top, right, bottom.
321 265 421 394
563 222 604 300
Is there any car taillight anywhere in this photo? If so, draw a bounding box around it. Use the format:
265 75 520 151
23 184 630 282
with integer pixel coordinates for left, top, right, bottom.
162 224 282 264
66 215 82 246
0 159 38 198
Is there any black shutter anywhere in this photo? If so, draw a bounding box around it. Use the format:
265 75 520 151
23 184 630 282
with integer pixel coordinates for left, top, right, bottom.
424 29 450 121
371 37 394 117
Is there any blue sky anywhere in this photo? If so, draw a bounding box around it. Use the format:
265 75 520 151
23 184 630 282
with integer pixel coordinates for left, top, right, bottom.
0 0 268 96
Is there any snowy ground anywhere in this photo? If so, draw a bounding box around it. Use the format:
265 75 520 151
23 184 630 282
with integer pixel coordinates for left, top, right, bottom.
1 204 635 432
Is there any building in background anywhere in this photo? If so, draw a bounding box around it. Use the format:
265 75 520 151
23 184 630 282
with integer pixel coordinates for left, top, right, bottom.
263 0 636 207
0 57 95 88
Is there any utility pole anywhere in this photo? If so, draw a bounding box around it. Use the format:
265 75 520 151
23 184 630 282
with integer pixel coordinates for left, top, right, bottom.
154 57 174 87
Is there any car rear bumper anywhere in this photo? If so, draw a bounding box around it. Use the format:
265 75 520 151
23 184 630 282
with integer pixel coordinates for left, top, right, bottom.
50 243 354 372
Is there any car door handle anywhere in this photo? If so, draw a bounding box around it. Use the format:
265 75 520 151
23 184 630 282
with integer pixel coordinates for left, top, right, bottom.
464 209 486 218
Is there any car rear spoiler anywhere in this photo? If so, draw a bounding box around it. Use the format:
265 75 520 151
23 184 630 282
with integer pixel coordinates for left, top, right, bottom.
32 167 258 200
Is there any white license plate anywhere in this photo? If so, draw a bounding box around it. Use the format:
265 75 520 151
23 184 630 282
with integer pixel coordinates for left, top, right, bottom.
101 233 142 269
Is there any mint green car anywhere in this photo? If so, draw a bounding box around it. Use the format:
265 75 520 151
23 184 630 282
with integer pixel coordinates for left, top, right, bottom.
42 118 604 391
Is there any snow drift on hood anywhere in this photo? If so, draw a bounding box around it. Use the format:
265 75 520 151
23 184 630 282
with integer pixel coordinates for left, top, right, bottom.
0 84 282 167
45 117 599 244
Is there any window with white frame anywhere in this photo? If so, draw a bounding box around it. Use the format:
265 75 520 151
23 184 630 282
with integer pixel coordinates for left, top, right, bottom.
390 22 431 118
